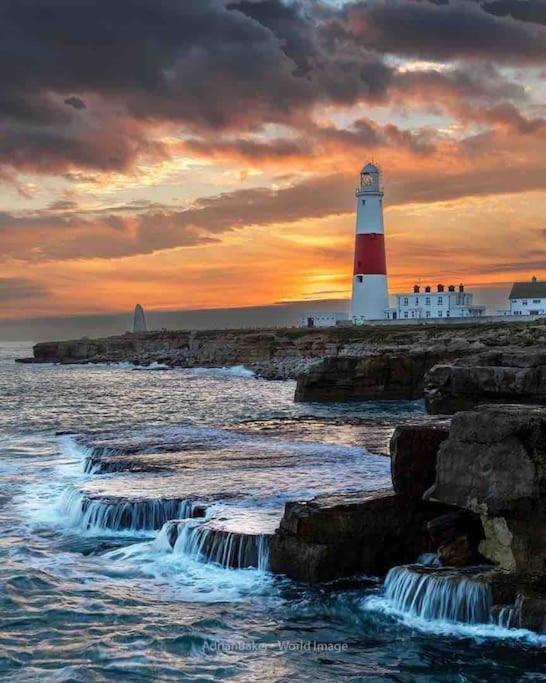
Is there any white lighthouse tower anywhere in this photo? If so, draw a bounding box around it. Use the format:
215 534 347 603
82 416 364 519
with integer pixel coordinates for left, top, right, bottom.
351 163 389 323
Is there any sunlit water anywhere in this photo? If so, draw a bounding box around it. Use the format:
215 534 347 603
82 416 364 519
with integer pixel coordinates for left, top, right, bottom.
1 342 545 681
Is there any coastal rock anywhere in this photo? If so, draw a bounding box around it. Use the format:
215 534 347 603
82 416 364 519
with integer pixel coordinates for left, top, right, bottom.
29 320 546 388
269 489 451 582
425 349 546 414
426 510 485 567
438 535 475 567
390 423 450 498
424 404 546 578
424 405 546 516
295 352 445 402
517 593 546 633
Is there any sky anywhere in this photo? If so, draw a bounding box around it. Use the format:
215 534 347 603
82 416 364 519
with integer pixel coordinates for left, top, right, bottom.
1 0 546 339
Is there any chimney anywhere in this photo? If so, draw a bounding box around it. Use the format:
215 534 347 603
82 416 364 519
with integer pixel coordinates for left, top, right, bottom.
425 286 431 293
413 285 420 293
532 276 537 282
448 285 455 292
459 283 464 292
437 284 445 293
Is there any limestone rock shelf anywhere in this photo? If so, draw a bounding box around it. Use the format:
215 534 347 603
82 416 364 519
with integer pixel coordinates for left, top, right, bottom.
23 320 546 396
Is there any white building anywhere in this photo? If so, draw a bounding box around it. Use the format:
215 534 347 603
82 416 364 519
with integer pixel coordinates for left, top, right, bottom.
299 311 350 328
505 277 546 316
351 163 389 323
385 284 486 320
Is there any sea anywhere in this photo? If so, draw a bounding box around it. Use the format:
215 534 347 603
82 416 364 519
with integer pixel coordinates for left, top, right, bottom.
0 342 545 682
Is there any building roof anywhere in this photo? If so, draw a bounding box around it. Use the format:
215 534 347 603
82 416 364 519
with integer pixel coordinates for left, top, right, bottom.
509 280 546 299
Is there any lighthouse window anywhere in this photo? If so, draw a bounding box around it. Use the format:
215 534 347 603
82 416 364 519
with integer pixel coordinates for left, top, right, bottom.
356 275 363 283
362 200 366 205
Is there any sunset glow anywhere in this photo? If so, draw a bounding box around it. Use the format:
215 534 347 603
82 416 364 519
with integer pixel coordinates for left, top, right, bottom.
1 0 546 325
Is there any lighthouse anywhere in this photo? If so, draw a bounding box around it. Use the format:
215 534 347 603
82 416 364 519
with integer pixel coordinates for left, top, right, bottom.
351 163 389 323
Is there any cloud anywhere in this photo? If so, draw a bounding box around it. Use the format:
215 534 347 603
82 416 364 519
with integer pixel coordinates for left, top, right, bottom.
4 158 546 264
0 173 354 261
0 0 538 178
481 1 546 25
343 0 546 63
0 278 49 302
64 96 86 110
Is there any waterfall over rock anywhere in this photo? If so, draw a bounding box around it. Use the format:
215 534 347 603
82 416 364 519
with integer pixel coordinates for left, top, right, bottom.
156 512 275 571
384 565 492 625
60 489 194 532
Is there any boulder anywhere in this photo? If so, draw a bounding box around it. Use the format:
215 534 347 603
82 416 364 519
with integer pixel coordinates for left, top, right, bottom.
426 510 485 567
269 489 451 582
424 404 546 578
390 423 450 498
424 404 546 516
517 593 546 633
438 535 475 567
425 349 546 414
295 352 445 402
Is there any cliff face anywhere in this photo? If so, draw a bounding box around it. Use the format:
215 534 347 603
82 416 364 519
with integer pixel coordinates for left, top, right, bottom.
28 320 546 390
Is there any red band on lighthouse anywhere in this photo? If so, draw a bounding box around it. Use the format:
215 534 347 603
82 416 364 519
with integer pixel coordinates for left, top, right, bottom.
353 233 387 275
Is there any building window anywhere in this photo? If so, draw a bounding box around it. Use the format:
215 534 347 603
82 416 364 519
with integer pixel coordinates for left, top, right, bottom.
415 297 419 305
533 299 541 304
403 297 409 306
426 311 431 318
425 297 430 305
356 275 363 283
438 310 443 317
404 311 408 319
362 199 366 205
523 300 528 305
438 296 443 305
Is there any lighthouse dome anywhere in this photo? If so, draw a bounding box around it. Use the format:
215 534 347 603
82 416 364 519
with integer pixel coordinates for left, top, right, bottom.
361 162 379 174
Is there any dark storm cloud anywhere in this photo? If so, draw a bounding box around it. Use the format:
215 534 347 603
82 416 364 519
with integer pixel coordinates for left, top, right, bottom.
0 278 48 301
64 96 86 110
481 1 546 25
343 0 546 63
0 0 540 176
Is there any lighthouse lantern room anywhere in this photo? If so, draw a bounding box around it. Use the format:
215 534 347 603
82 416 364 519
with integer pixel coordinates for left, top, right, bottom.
351 163 389 322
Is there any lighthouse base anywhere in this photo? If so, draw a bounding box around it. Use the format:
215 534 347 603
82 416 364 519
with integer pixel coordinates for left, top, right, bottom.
351 274 389 323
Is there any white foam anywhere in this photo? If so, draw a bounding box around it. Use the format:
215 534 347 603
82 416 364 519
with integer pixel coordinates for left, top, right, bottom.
362 595 546 644
190 365 255 379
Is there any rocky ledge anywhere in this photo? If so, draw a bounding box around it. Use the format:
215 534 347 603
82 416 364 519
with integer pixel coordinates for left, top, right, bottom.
21 320 546 392
425 348 546 414
270 405 546 633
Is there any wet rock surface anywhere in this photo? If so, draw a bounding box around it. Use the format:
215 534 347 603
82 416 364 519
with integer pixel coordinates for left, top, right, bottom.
269 490 452 582
390 422 450 498
425 348 546 414
294 352 448 402
425 404 546 583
